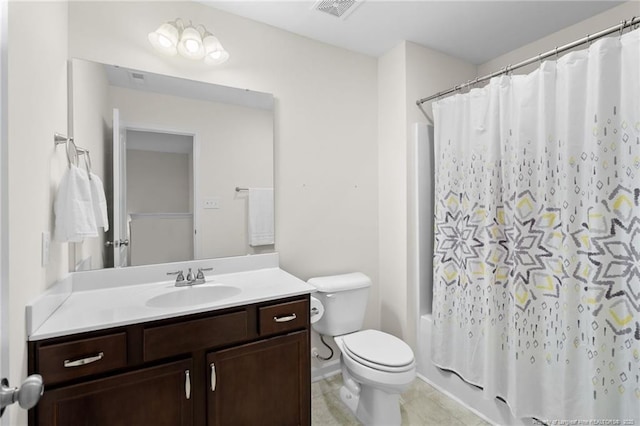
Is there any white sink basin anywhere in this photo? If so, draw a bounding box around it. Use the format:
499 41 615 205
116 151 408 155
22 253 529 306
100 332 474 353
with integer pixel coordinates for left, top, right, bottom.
146 285 242 308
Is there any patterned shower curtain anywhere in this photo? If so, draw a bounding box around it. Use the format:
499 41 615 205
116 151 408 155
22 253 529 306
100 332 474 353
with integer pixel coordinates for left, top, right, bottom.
431 28 640 422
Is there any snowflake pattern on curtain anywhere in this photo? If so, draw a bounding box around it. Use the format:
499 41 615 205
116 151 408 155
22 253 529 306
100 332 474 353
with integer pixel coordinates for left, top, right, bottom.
433 99 640 418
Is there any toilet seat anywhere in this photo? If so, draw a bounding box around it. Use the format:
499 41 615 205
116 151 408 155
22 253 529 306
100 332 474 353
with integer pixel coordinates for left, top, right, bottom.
341 330 414 373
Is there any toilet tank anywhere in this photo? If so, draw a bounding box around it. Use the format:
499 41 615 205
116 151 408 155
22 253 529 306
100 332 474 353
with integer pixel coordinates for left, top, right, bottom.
307 272 371 336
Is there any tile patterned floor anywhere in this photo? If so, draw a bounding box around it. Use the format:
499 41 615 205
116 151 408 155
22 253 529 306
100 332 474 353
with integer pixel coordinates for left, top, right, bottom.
312 375 491 425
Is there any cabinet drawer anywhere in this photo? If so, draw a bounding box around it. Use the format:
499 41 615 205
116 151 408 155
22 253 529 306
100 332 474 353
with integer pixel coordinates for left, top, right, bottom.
37 332 127 386
259 299 308 336
144 310 248 362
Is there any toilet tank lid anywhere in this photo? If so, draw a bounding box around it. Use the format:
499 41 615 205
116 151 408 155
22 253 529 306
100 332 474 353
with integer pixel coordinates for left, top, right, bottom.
307 272 371 292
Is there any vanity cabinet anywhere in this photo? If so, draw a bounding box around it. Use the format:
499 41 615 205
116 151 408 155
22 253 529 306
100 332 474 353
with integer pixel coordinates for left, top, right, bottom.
36 359 193 426
28 295 310 426
207 331 308 426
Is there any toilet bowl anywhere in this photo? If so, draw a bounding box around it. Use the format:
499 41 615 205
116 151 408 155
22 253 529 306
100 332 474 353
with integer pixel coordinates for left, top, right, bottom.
334 330 416 425
307 273 416 426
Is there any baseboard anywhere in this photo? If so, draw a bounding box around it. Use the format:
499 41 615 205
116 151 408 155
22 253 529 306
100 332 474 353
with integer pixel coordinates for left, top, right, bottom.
311 359 341 382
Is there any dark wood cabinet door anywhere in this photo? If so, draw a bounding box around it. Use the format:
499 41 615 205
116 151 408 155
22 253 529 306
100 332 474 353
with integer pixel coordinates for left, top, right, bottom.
206 331 310 426
36 359 193 426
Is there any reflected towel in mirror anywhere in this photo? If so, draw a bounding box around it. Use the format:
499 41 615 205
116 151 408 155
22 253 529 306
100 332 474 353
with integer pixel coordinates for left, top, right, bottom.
88 171 109 232
248 188 274 246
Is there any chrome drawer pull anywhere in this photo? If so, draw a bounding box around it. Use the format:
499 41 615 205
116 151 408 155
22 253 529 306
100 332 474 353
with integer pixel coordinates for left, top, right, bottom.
185 370 191 400
63 352 104 368
273 313 297 323
210 363 216 391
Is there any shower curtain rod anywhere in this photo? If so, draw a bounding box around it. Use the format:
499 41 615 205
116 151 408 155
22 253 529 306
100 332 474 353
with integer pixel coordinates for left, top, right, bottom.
416 15 640 106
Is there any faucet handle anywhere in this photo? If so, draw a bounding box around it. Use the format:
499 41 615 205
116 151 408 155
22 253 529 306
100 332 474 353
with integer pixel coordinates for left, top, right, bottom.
194 267 213 284
196 267 213 280
167 270 185 283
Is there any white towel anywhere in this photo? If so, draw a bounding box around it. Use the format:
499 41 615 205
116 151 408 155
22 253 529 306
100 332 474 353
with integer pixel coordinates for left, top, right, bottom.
248 188 274 246
88 171 109 232
54 165 98 242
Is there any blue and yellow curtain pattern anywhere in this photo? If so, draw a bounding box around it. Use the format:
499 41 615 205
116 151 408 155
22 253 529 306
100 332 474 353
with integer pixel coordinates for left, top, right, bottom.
432 28 640 422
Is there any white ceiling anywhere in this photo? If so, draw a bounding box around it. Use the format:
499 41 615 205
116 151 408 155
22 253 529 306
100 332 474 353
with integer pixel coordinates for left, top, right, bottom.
204 1 624 64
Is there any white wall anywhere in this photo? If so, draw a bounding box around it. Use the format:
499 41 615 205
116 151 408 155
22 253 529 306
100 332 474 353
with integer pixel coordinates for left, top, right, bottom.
0 1 9 424
378 41 476 348
68 0 379 285
67 1 379 373
7 2 69 424
478 1 640 76
378 42 409 342
70 58 111 270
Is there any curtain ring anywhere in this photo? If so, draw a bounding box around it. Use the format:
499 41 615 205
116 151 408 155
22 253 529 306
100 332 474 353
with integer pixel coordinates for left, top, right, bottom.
619 20 626 39
555 47 559 60
586 34 591 47
538 53 543 64
466 80 473 92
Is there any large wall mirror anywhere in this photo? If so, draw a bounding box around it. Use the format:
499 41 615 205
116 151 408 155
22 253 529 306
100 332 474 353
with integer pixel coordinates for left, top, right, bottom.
69 58 275 271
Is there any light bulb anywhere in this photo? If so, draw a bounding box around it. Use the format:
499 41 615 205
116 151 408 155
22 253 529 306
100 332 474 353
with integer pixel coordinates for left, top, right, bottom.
185 39 200 53
158 34 173 48
203 34 229 65
148 21 179 56
177 25 205 59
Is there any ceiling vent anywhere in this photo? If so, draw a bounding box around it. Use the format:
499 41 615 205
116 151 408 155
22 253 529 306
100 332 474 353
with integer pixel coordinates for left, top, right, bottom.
313 0 362 20
129 72 146 86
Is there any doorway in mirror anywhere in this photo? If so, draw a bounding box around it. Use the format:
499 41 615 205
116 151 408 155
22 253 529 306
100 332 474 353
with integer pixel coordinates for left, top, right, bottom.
124 129 195 266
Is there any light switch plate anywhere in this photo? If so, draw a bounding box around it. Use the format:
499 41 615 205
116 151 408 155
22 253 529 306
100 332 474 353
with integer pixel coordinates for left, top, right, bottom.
203 197 221 209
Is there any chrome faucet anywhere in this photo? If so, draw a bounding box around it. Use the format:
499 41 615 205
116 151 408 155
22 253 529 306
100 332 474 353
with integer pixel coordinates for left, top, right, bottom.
167 267 214 287
186 268 196 284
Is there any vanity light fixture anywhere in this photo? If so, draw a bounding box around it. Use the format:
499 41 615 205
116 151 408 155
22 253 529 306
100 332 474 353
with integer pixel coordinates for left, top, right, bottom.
148 19 229 65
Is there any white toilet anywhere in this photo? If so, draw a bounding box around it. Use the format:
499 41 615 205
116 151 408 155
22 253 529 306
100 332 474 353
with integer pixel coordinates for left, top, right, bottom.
308 272 416 426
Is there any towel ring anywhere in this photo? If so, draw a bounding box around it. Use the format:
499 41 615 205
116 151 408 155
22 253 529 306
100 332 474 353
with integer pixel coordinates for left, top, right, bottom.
82 151 93 180
65 139 79 169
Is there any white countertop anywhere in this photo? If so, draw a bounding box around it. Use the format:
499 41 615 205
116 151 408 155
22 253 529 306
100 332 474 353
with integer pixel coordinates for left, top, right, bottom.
29 267 316 341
